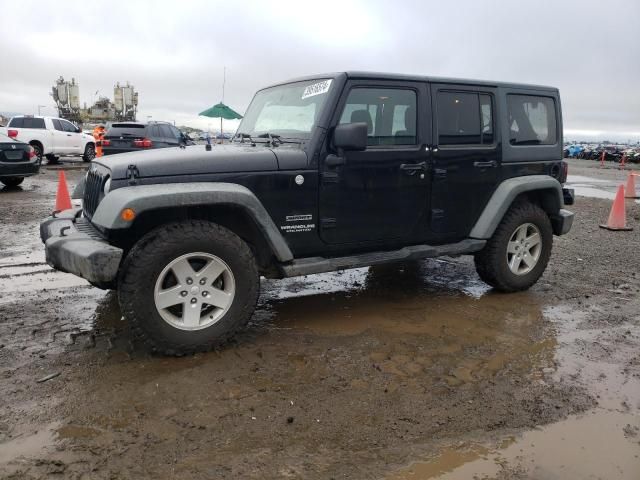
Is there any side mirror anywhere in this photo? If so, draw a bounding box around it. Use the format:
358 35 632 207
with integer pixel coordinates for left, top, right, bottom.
333 122 368 151
76 127 82 133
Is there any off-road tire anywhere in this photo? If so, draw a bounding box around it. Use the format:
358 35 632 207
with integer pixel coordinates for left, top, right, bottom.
82 144 95 162
118 221 260 355
474 201 553 292
1 177 24 187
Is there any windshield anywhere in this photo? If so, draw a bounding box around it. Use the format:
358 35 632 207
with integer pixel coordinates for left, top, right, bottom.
236 79 333 140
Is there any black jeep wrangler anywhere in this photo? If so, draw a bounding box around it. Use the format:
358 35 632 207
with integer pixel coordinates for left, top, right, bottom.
41 72 574 354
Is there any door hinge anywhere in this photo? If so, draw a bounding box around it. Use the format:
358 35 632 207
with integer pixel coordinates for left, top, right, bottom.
321 218 337 229
127 164 140 185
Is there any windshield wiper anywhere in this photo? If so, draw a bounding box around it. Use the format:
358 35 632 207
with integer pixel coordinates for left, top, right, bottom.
235 132 256 146
256 132 283 147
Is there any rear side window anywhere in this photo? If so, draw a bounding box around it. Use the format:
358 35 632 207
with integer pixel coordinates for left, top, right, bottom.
9 117 46 129
339 88 417 146
507 95 557 145
106 125 147 137
436 92 494 145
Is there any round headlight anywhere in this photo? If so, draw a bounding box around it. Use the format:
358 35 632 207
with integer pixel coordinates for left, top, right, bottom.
103 177 111 195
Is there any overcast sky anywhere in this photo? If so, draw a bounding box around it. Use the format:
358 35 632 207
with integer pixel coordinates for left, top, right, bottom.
1 0 638 141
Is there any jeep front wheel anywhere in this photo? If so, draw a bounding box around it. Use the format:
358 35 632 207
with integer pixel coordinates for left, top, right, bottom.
474 202 553 292
118 221 260 355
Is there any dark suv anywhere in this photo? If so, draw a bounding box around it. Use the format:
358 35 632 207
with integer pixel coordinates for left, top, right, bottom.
102 121 191 155
41 72 574 355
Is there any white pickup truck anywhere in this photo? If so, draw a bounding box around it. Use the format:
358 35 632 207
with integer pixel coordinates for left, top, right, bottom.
0 115 95 163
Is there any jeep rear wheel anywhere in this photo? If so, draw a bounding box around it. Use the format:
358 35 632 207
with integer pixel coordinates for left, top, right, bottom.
118 221 260 355
474 202 553 292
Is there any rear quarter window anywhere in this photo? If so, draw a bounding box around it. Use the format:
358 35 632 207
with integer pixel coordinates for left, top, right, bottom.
507 94 557 146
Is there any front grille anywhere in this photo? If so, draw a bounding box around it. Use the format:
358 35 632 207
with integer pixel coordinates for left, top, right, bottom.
83 167 108 219
75 217 105 240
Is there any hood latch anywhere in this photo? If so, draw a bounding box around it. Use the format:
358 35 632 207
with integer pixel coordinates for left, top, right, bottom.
127 164 140 186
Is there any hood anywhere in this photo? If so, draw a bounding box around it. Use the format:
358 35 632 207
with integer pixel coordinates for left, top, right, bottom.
94 144 307 180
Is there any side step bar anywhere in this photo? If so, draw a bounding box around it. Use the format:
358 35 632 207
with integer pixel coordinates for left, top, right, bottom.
280 239 486 278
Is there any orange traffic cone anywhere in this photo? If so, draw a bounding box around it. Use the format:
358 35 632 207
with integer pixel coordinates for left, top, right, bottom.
54 171 73 212
600 184 632 231
625 172 639 199
619 153 627 169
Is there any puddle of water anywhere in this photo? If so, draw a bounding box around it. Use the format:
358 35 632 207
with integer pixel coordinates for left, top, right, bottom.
388 411 640 480
0 269 89 304
0 423 59 464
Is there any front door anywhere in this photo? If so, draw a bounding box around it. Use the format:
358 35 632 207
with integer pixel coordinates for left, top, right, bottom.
319 80 431 245
429 84 500 240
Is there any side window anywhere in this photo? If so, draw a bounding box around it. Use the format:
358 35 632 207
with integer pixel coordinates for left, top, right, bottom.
507 94 557 145
170 126 182 140
61 120 77 132
160 125 174 138
480 94 493 144
149 126 160 138
9 118 24 128
339 88 417 146
52 119 64 131
436 91 482 145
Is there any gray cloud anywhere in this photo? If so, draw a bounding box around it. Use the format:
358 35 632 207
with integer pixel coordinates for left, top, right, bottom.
1 0 638 140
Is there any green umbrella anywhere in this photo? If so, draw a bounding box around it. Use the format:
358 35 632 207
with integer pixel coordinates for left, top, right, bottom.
199 102 243 142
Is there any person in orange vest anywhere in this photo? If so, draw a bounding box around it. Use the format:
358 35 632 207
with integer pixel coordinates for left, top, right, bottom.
92 125 106 157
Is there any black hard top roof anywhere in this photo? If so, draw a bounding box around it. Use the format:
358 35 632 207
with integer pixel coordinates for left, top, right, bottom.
264 71 558 92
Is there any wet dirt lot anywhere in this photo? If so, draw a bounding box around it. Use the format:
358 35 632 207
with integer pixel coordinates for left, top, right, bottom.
1 160 639 479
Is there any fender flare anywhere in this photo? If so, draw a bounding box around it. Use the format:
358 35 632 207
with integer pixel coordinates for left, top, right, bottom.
469 175 563 239
91 182 294 262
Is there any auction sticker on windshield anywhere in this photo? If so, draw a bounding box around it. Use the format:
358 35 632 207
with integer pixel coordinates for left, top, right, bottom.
302 80 332 99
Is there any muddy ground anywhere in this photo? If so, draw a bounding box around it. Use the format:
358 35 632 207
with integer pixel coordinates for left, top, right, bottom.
0 159 639 479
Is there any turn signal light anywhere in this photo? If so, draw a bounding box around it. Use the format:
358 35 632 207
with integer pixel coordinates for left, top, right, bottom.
134 138 153 148
8 129 18 138
120 208 136 222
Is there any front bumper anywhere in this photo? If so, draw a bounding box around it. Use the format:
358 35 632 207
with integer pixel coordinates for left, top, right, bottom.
551 208 574 236
40 208 122 289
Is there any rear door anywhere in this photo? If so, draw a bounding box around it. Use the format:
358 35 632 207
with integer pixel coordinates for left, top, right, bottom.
319 79 432 245
51 119 66 152
429 84 500 240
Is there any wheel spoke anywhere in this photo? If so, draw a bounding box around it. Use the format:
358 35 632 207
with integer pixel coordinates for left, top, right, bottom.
526 232 541 247
182 302 202 327
507 241 519 254
521 252 536 269
170 258 196 283
206 287 232 309
516 225 527 241
156 285 185 309
195 259 226 283
509 255 522 272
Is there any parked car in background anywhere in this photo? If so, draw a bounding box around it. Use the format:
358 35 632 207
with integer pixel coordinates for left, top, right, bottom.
102 121 191 155
0 115 95 163
0 132 39 187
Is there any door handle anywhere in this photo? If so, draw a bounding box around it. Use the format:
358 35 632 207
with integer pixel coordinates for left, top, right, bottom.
473 160 497 168
66 134 72 136
399 162 426 175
